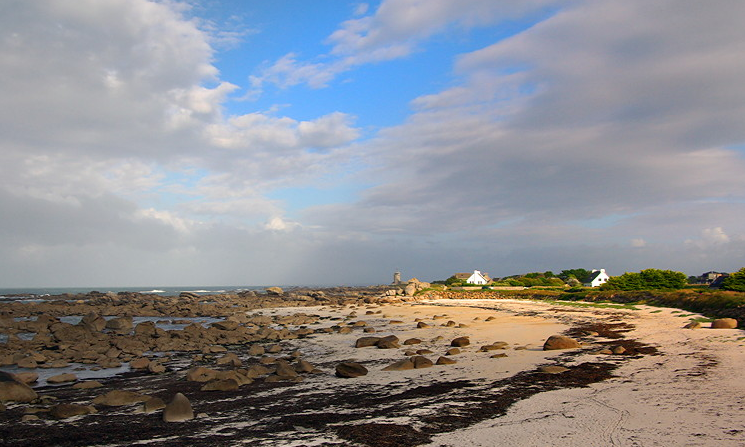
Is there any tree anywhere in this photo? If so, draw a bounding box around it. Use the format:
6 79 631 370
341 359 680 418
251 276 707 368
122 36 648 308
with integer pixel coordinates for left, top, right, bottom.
559 269 591 283
721 268 745 292
444 275 465 286
602 269 687 290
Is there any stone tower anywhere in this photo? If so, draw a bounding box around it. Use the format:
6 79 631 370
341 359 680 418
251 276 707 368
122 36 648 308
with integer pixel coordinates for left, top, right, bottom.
393 270 401 285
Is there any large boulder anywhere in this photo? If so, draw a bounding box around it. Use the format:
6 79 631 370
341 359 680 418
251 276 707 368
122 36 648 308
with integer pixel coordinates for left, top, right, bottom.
265 287 284 296
711 318 738 329
0 371 38 402
335 362 368 378
163 393 194 422
543 335 581 350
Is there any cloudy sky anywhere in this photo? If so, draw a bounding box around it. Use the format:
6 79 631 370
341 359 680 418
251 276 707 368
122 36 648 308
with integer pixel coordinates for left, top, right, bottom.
2 0 745 287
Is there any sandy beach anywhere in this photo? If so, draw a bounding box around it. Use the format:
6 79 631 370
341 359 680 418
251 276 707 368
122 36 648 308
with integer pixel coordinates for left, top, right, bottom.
1 293 744 446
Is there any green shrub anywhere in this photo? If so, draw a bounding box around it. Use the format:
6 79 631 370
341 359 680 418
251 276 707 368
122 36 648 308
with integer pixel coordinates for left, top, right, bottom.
602 269 687 291
721 268 745 292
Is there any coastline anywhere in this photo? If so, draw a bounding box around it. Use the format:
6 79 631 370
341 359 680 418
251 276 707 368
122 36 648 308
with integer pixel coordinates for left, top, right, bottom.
0 290 743 446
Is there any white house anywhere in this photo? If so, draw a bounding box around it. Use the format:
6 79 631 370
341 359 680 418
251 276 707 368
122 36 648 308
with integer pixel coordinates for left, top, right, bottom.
584 269 610 287
466 270 490 285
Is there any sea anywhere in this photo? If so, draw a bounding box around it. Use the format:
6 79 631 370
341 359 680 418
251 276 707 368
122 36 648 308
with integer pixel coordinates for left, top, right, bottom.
0 285 344 300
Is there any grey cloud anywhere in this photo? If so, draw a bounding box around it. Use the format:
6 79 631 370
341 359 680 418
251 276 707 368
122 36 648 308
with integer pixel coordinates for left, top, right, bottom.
301 0 745 276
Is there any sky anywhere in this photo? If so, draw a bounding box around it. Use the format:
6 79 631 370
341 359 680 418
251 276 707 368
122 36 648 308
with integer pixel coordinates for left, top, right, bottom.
1 0 745 287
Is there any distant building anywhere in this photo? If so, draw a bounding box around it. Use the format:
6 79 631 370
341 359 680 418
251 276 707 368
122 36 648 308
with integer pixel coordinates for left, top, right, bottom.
699 271 727 285
584 269 610 287
454 270 491 285
392 271 402 285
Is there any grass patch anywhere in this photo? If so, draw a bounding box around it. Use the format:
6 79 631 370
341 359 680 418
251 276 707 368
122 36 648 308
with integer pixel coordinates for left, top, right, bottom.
542 299 639 310
689 316 714 323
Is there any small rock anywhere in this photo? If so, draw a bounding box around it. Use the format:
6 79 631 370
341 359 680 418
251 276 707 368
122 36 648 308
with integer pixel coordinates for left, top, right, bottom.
148 361 166 374
93 390 150 406
683 321 701 329
143 397 166 413
72 381 103 389
201 379 239 391
13 372 38 384
294 359 316 373
446 348 461 356
216 353 242 367
47 373 77 384
163 393 194 422
416 322 431 329
248 345 265 356
129 358 151 369
543 335 581 350
436 356 456 365
355 336 381 348
403 338 422 345
0 371 38 402
450 337 470 347
711 318 738 329
412 356 433 369
274 360 299 378
611 346 627 355
490 353 508 358
382 359 415 371
265 287 284 296
50 404 96 419
185 366 218 382
335 362 368 378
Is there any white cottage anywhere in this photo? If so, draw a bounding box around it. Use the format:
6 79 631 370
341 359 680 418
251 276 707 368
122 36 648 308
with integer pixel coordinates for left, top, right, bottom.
584 269 610 287
466 270 490 285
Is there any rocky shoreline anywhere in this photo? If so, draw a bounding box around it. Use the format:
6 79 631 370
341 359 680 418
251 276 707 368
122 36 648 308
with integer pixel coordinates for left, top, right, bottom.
0 288 739 446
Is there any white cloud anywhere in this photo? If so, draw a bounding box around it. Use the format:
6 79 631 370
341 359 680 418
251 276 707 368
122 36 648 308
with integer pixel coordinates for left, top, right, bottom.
249 0 557 92
264 216 301 232
206 111 358 151
631 238 647 248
